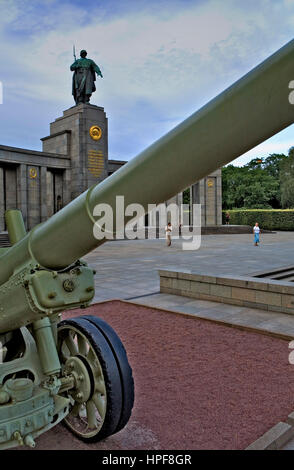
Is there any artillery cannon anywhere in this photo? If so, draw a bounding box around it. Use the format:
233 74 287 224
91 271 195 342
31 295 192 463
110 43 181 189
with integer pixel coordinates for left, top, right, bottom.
0 39 294 449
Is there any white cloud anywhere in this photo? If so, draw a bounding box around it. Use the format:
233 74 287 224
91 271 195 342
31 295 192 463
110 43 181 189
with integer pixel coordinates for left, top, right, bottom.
232 133 294 167
0 1 281 102
0 0 293 161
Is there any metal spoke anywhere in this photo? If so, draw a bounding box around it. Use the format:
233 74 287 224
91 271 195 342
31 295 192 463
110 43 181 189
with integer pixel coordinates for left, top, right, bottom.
61 342 71 360
95 377 106 395
64 333 78 356
87 348 102 376
86 400 98 429
93 393 106 419
77 334 88 356
87 347 95 362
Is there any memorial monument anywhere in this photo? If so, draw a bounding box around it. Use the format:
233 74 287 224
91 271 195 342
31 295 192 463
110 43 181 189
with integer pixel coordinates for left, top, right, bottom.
42 50 108 200
0 50 221 232
70 49 103 105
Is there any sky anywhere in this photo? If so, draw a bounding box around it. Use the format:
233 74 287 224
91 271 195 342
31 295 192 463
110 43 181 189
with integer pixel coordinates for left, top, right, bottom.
0 0 293 166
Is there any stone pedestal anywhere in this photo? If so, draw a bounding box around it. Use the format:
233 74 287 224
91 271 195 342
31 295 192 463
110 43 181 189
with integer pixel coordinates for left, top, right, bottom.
190 168 222 226
41 104 108 199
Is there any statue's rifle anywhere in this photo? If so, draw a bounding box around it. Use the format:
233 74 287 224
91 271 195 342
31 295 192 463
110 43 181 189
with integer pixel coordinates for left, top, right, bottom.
73 44 77 61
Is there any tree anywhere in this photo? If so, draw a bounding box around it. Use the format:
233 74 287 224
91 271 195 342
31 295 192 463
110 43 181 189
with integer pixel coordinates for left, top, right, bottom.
222 163 279 210
243 182 275 209
263 153 287 178
280 152 294 208
244 157 264 170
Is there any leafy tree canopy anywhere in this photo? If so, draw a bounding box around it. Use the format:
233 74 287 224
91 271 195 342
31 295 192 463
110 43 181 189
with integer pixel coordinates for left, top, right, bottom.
222 148 294 210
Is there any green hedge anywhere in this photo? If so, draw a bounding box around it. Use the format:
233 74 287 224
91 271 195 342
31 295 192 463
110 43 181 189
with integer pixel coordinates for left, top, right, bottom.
222 210 294 230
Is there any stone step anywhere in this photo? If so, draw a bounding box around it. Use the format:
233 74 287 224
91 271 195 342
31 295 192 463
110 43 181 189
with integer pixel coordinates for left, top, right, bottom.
254 265 294 281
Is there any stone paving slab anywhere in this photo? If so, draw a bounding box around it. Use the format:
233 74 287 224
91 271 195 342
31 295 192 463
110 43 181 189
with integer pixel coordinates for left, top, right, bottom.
132 292 294 338
84 233 294 304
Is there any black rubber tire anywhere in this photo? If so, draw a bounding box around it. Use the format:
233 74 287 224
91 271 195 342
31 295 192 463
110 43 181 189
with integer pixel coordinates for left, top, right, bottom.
58 317 123 442
82 315 134 433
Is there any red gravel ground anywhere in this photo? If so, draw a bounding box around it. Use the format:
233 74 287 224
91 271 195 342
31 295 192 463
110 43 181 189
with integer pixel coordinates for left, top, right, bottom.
31 300 294 450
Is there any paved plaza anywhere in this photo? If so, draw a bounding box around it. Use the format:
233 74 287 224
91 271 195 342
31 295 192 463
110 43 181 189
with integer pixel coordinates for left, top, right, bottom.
85 231 294 302
84 231 294 336
84 231 294 450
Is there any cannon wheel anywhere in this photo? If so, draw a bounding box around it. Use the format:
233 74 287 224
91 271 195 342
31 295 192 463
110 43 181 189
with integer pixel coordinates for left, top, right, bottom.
57 317 134 442
82 315 134 433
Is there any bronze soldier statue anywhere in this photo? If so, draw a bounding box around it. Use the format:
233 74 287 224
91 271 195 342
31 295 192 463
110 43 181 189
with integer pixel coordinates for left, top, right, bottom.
70 49 103 105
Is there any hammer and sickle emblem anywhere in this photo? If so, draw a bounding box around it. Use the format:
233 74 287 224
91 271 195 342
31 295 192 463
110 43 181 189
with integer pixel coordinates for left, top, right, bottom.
89 125 102 141
29 168 37 179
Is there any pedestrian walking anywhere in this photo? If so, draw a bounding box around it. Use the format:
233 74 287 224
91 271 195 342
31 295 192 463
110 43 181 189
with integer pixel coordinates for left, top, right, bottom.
253 222 261 246
165 222 172 246
225 212 230 225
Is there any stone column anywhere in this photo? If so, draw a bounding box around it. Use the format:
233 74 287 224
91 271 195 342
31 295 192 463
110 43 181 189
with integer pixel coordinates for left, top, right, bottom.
216 169 222 225
205 176 217 225
16 164 28 229
27 166 40 230
40 166 47 222
199 179 206 227
0 168 5 231
62 169 71 207
5 167 17 211
46 170 54 218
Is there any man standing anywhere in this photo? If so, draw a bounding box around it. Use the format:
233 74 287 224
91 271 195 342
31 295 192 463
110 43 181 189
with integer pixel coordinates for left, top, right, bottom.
70 50 103 105
253 222 261 246
165 222 172 246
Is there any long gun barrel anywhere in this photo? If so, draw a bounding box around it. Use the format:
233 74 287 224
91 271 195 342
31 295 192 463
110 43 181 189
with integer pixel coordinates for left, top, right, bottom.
0 39 294 331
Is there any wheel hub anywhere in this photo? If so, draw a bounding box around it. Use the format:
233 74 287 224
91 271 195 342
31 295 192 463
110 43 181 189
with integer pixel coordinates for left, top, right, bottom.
64 356 92 403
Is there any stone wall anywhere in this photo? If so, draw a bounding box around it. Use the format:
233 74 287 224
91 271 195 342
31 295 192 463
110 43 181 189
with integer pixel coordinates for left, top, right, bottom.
159 269 294 315
0 104 223 233
0 144 70 230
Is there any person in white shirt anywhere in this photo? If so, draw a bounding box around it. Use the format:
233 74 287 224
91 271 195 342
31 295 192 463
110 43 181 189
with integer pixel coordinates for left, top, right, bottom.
165 222 172 246
253 222 261 246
